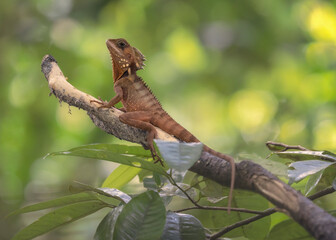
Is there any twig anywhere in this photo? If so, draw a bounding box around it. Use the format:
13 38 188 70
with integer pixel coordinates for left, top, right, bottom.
266 141 309 152
210 208 275 240
167 175 203 208
175 206 264 214
210 187 336 239
309 187 335 201
170 175 264 215
170 175 264 214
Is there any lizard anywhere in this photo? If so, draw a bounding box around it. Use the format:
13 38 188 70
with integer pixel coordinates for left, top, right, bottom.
91 38 236 212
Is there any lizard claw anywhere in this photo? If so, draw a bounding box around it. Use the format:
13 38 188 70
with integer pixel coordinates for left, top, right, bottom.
90 97 110 109
151 151 164 166
97 96 105 102
154 156 164 166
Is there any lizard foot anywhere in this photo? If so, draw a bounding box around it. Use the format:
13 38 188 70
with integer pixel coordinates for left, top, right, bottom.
90 97 110 109
151 151 164 166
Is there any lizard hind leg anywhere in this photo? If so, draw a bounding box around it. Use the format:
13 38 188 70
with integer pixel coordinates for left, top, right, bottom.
119 111 164 166
146 127 162 165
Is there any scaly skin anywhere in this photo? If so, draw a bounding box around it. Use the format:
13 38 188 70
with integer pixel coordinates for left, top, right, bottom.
91 38 235 212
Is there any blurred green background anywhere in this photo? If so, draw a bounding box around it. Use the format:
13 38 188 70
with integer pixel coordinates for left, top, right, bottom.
1 0 336 239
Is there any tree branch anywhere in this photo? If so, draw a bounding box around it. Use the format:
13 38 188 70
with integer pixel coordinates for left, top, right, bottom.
41 55 336 240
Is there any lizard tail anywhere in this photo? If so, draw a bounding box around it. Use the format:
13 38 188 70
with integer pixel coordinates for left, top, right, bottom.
203 146 235 214
154 113 200 143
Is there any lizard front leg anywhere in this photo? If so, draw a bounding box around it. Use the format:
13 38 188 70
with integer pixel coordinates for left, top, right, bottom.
119 111 163 166
91 85 123 109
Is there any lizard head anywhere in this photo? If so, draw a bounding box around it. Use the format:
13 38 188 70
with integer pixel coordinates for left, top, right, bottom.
106 38 145 81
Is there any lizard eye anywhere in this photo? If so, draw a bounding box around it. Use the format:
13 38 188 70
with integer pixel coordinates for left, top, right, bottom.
118 41 127 48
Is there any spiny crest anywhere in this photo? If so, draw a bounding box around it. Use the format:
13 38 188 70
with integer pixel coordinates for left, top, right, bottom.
138 77 163 108
133 47 146 70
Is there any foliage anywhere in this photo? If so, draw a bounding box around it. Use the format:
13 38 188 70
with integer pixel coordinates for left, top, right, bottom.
9 142 336 239
1 0 336 239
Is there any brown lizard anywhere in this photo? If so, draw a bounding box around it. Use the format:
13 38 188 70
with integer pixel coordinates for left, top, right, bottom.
91 38 236 212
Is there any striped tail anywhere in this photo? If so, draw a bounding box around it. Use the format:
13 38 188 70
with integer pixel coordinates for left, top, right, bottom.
153 112 200 143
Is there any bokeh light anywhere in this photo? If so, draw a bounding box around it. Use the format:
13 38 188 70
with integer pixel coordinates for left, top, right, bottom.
228 90 277 134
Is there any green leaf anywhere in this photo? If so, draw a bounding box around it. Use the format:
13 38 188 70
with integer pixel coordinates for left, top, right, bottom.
333 177 336 190
153 172 162 186
142 173 163 190
62 143 152 157
288 160 335 184
143 177 159 190
8 192 98 217
267 219 313 240
161 211 205 240
235 192 271 240
94 206 124 240
191 175 227 203
275 150 336 162
70 182 131 203
138 169 154 182
154 140 203 171
304 170 323 195
102 164 141 189
48 144 168 177
239 153 288 176
266 142 288 152
12 201 107 240
200 178 225 198
113 190 166 240
318 166 336 189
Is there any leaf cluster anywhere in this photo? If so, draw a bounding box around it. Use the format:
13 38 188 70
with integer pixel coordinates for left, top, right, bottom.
9 142 336 240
